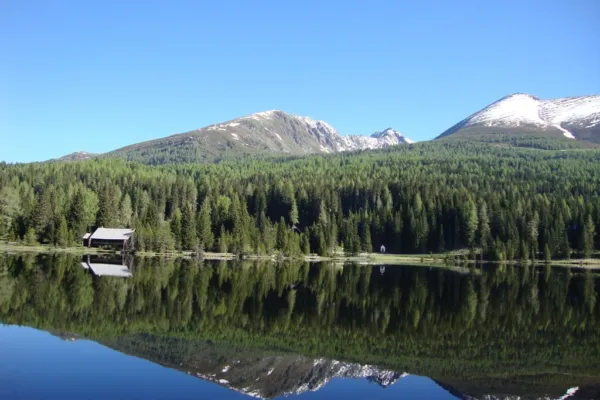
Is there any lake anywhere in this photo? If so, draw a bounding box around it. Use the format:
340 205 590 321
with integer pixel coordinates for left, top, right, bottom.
0 254 598 399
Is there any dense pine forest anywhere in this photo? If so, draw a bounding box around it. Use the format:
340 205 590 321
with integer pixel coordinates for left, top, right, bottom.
0 140 599 260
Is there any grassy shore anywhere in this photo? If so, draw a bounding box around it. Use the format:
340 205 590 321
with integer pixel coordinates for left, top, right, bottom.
1 241 599 269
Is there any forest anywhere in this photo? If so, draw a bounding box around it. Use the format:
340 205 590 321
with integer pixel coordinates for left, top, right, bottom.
0 254 598 380
0 140 599 260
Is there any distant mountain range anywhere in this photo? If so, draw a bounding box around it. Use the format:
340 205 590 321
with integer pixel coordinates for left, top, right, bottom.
60 111 412 164
54 93 599 164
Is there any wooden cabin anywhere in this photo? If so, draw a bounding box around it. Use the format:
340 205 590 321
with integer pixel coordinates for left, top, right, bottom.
83 228 134 251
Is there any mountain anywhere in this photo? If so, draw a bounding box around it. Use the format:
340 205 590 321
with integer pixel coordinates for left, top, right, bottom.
436 93 600 143
54 151 98 161
105 110 412 164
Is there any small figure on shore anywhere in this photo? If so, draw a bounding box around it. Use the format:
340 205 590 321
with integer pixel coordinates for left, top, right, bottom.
380 245 386 254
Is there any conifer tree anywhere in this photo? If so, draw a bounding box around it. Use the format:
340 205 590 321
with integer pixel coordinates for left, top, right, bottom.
181 204 197 250
477 202 491 253
170 208 182 250
119 194 133 227
197 202 214 251
583 215 596 258
55 216 69 247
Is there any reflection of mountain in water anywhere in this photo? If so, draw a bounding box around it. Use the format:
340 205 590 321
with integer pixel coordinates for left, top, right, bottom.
1 254 599 399
98 334 598 400
101 334 404 398
434 378 593 400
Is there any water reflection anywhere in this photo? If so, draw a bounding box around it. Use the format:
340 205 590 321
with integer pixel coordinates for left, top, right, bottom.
80 254 133 278
0 254 599 399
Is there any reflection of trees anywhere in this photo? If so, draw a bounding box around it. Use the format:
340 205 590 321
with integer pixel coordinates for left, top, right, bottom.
0 254 599 378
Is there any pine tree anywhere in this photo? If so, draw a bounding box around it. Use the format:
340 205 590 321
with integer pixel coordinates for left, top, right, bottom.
24 228 37 245
119 194 133 227
520 240 529 261
0 186 20 240
477 202 491 253
301 233 311 255
361 223 372 253
317 224 327 256
290 200 299 225
464 200 479 249
218 226 229 253
438 224 445 252
276 217 287 252
67 189 87 237
170 208 182 250
181 204 197 250
143 202 161 228
583 215 596 258
55 216 69 247
544 243 552 262
197 202 214 251
528 212 540 260
97 185 122 227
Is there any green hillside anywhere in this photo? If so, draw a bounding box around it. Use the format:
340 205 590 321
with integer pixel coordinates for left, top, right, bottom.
1 139 599 261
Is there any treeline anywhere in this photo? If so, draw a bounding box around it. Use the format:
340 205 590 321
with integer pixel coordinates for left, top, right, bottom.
0 254 599 378
0 140 599 259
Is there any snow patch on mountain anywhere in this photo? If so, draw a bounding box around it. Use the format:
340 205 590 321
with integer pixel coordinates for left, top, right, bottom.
440 93 600 140
469 93 546 127
232 110 412 153
244 110 279 121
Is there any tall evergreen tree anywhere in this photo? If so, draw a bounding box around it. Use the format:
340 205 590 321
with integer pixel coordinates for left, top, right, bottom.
583 215 596 258
197 202 214 251
181 204 197 250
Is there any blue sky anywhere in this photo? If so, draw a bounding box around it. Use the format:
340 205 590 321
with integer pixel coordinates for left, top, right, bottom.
1 0 599 162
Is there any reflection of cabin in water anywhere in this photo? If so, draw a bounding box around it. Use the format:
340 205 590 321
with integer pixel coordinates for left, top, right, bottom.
82 228 134 251
81 255 133 278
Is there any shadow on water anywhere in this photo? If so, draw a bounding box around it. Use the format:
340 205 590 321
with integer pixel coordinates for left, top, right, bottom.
0 253 599 399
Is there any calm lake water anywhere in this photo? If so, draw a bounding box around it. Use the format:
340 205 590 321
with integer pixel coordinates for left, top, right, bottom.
0 254 599 399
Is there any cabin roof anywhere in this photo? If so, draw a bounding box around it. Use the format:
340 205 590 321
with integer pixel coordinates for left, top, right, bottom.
82 233 91 240
89 228 134 241
87 263 132 278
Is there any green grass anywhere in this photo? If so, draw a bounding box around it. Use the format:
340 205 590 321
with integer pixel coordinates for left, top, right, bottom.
2 241 599 269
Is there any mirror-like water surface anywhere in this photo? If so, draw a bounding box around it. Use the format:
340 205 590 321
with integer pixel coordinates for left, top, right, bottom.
0 254 599 399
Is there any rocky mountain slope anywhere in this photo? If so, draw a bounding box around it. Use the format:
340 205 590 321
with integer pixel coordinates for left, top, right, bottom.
437 94 600 143
104 110 412 164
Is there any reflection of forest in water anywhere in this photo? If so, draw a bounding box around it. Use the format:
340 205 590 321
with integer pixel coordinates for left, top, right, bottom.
0 254 599 397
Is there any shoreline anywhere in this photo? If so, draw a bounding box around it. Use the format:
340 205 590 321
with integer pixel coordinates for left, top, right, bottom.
1 242 599 269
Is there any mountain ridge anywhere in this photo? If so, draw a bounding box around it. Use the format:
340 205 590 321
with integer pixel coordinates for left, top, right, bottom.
437 93 600 142
57 110 413 164
51 92 600 164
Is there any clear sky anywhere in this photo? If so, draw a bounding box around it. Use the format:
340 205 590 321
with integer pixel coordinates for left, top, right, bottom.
1 0 599 163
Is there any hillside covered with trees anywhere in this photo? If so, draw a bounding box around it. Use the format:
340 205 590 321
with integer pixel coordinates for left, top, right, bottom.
0 140 599 260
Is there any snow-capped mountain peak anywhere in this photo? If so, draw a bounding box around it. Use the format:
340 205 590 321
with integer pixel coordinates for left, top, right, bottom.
371 128 415 144
201 110 412 154
437 93 600 141
469 93 546 127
